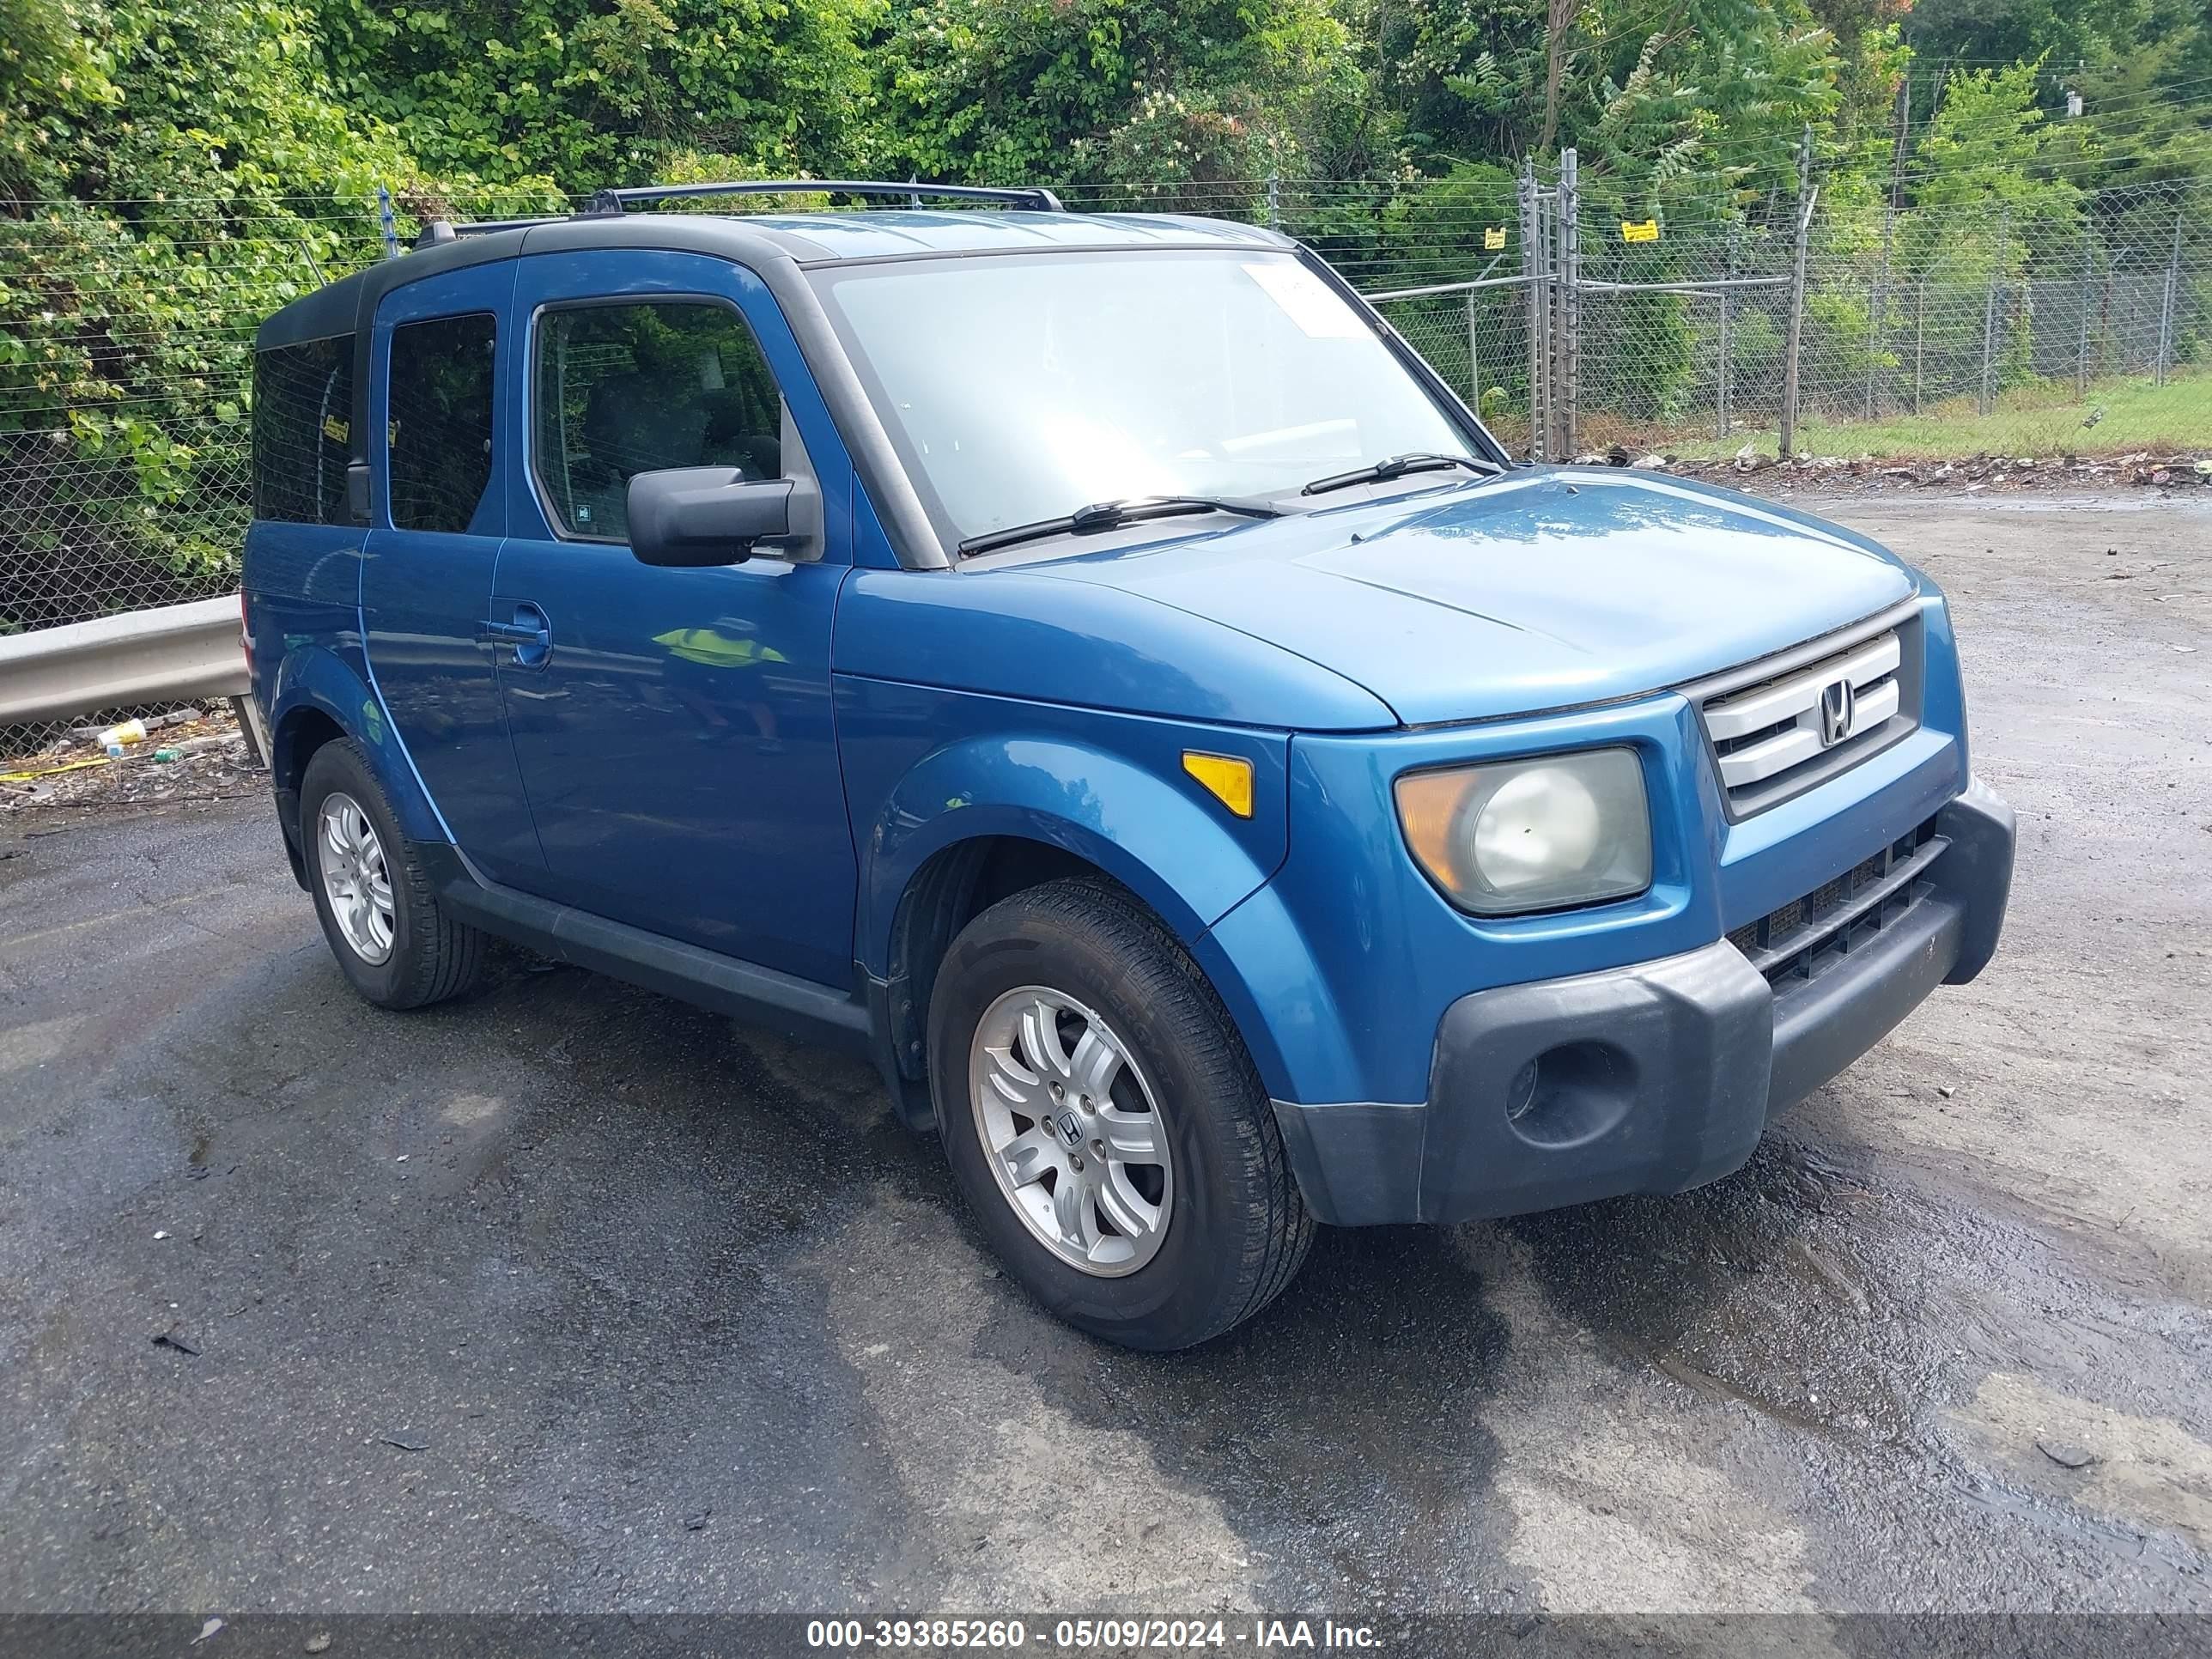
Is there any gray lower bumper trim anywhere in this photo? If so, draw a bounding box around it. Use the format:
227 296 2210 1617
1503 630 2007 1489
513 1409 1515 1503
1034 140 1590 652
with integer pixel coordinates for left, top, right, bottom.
1271 775 2017 1228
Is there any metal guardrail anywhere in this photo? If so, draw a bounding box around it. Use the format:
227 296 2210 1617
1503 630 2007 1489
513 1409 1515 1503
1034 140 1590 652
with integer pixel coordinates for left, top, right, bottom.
0 595 248 727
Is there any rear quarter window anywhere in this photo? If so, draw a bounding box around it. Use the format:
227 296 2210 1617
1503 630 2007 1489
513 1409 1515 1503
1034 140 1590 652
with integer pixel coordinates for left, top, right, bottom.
388 313 497 535
252 335 354 525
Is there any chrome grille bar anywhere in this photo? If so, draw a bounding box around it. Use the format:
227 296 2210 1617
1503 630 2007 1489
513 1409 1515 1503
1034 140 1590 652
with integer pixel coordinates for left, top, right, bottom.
1684 602 1923 817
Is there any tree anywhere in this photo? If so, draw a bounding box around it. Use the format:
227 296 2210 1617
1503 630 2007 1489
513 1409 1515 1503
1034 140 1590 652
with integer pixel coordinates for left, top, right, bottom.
1 0 443 627
869 0 1364 193
315 0 883 191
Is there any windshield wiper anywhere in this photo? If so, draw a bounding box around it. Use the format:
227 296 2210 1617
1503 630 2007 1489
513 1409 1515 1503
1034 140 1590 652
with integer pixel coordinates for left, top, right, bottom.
957 495 1284 558
1300 452 1500 497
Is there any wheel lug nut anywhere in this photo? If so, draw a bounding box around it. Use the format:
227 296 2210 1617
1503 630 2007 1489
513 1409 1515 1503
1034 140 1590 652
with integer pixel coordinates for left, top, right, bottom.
1090 1139 1105 1158
1069 1154 1085 1172
1079 1096 1094 1114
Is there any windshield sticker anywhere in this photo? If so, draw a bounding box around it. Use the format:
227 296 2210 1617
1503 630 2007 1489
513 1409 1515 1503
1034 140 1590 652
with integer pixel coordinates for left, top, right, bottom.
1241 262 1364 339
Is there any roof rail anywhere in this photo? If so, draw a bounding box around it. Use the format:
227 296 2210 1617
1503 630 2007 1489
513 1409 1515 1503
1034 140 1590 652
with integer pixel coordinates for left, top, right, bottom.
580 179 1066 216
414 216 563 249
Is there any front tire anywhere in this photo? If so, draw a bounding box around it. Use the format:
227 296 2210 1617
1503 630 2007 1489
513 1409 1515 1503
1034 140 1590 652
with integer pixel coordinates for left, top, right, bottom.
928 879 1313 1349
300 739 486 1010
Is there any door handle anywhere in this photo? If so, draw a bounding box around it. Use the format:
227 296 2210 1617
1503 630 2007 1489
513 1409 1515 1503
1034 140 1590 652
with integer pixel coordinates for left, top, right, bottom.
482 603 551 666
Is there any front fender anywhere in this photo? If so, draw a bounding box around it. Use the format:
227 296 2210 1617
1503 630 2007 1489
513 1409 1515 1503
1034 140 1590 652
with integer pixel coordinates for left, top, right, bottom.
269 643 446 843
1186 880 1359 1110
840 679 1291 978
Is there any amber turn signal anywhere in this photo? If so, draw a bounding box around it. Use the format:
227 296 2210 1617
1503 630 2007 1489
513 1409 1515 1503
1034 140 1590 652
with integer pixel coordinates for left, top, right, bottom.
1182 751 1255 818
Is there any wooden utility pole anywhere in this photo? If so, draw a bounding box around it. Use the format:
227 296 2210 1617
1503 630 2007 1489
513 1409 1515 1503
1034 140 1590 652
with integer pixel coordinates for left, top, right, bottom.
1540 0 1574 152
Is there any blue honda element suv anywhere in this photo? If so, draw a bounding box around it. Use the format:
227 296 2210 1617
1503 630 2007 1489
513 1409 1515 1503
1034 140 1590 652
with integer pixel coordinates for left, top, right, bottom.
243 181 2015 1349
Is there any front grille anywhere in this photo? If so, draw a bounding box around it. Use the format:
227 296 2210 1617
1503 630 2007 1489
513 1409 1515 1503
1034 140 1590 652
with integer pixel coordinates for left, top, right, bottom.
1727 817 1944 988
1688 607 1923 818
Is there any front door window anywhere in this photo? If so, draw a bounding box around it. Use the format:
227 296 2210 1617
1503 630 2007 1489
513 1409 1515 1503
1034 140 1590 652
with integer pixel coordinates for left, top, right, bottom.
532 302 784 543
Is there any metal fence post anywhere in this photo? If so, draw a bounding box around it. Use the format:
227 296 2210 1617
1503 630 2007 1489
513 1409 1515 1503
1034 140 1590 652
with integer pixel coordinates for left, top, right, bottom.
1869 76 1906 419
2077 234 2094 400
1717 292 1732 440
1868 209 1896 422
1716 223 1738 440
2157 208 2182 387
1465 288 1482 408
378 185 401 261
1914 283 1924 416
1980 206 2008 416
1556 148 1580 458
1266 172 1280 234
1780 131 1814 459
1519 160 1548 461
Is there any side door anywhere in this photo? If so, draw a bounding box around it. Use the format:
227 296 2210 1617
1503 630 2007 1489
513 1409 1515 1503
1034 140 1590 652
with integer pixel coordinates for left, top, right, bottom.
490 251 858 989
359 262 545 884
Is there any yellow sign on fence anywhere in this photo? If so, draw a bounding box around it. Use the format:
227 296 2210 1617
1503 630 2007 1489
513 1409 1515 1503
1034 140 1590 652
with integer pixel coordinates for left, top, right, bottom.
1620 219 1660 243
1484 226 1507 250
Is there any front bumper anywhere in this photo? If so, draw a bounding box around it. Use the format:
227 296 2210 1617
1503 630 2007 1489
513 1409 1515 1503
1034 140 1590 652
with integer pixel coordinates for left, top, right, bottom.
1272 777 2016 1226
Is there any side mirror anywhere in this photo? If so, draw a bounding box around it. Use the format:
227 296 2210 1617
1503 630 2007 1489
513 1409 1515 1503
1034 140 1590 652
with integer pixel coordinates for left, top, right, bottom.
626 467 821 568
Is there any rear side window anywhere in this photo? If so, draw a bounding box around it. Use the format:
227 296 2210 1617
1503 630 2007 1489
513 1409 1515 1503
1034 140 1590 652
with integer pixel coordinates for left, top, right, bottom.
252 335 354 525
388 313 497 534
532 301 784 541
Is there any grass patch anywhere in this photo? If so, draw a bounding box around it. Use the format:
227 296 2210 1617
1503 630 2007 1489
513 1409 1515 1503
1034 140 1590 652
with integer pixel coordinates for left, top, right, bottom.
1658 372 2211 462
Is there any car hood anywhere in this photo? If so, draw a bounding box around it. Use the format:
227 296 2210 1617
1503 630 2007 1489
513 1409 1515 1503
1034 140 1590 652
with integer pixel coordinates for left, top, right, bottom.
1023 468 1922 726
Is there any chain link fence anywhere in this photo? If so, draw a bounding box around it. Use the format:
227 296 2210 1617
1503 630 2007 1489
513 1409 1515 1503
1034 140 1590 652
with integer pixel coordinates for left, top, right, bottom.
6 167 2209 754
1529 167 2211 459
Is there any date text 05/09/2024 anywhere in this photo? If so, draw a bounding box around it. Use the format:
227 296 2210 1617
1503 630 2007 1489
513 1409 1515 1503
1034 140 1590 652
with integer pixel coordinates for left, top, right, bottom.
804 1618 1382 1650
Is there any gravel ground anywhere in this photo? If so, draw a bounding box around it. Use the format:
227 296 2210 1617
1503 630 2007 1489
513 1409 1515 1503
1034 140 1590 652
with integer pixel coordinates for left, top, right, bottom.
0 491 2206 1632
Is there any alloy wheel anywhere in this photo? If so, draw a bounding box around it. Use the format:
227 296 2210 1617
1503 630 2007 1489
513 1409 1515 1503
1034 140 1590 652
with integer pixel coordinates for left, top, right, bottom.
317 792 396 965
967 985 1174 1276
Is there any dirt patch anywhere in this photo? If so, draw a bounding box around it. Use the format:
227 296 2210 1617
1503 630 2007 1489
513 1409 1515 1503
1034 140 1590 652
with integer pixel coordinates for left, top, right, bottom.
1 703 263 816
1577 446 2211 500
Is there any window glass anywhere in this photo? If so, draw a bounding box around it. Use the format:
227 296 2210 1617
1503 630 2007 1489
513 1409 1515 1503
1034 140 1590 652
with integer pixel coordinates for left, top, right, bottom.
252 335 354 525
388 313 497 534
533 302 784 540
810 250 1476 548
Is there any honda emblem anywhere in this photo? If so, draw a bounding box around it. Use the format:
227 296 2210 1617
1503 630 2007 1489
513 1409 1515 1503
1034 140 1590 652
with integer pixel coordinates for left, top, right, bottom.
1817 679 1856 747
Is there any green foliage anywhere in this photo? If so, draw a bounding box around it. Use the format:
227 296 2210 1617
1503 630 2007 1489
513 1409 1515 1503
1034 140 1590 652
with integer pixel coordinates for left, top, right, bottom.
872 0 1362 191
1903 0 2145 78
316 0 881 189
1 0 439 623
1729 304 1785 384
6 0 2212 629
0 0 118 197
1893 64 2083 288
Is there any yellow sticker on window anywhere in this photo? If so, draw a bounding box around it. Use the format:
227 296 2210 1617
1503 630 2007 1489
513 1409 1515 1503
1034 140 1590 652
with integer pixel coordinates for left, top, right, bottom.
321 415 349 444
1484 226 1507 250
1621 220 1660 243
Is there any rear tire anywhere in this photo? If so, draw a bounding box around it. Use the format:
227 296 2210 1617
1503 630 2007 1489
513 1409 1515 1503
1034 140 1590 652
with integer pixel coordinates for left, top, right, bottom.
300 738 486 1010
928 878 1312 1349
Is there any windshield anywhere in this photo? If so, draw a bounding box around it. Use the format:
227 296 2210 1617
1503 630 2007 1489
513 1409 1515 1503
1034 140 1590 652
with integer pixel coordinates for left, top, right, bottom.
809 249 1487 549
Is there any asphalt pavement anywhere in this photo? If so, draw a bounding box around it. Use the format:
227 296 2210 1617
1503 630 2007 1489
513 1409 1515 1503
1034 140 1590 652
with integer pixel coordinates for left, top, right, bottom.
2 490 2208 1626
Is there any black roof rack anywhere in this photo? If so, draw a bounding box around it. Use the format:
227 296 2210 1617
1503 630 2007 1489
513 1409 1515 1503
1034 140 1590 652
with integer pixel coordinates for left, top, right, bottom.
580 179 1066 216
413 216 564 249
408 179 1066 253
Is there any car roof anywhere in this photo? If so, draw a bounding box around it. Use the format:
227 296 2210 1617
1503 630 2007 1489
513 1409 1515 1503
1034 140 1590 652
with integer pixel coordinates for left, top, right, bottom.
733 208 1287 261
256 210 1291 349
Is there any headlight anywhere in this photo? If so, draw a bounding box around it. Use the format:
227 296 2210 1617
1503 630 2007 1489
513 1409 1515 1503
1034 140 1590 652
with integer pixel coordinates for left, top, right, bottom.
1395 747 1652 915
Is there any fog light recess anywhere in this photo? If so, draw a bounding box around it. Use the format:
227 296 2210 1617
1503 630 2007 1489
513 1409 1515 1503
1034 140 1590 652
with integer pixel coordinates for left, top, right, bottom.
1503 1041 1634 1149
